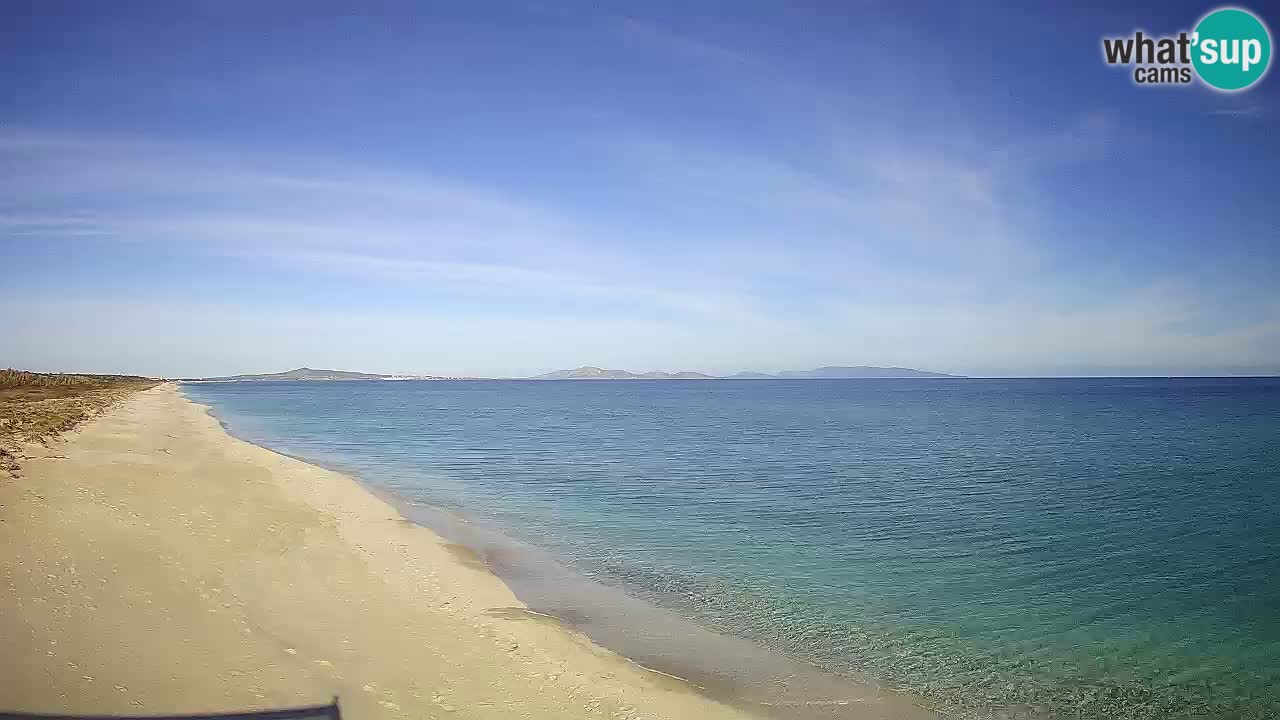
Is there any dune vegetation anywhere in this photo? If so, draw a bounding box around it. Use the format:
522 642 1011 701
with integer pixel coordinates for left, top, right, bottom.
0 369 157 477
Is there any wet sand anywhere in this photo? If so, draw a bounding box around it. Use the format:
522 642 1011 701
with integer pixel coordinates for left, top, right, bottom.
0 383 933 720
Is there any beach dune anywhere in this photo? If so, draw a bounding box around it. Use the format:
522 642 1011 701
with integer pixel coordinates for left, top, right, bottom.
0 384 760 719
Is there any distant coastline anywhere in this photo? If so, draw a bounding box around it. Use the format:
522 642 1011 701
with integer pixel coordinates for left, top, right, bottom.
530 365 962 379
189 365 964 382
187 367 475 382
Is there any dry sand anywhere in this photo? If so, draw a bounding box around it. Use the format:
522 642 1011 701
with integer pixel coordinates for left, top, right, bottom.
0 384 930 720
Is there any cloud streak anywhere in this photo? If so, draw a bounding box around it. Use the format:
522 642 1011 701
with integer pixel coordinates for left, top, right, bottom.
4 121 1275 377
0 0 1273 382
0 130 765 319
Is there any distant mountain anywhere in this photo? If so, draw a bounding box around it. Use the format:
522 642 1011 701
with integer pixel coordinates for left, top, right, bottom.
531 365 960 380
193 367 451 382
667 371 719 379
774 366 959 379
531 366 634 380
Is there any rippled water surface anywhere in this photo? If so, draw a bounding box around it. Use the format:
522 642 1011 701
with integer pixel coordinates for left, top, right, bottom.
184 378 1280 718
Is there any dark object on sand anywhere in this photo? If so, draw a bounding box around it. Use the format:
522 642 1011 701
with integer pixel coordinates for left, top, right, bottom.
0 700 341 720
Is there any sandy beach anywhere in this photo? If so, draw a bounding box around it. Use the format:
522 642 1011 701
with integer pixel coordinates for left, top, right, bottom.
0 384 933 720
0 383 751 719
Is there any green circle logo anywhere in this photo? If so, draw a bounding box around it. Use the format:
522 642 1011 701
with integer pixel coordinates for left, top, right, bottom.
1192 7 1272 91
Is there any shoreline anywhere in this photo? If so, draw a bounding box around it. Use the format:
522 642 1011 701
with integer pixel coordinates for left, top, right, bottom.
185 385 938 720
1 383 934 720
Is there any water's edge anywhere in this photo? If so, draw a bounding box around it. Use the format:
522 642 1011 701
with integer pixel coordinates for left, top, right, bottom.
183 385 941 720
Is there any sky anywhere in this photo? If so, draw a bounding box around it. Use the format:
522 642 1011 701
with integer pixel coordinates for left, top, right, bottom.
2 1 1278 378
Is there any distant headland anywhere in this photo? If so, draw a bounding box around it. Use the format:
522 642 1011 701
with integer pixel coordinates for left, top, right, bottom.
187 367 468 382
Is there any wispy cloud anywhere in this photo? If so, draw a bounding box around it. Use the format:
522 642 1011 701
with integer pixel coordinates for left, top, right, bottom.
617 18 755 68
0 129 757 317
12 121 1265 375
0 10 1271 380
596 118 1087 277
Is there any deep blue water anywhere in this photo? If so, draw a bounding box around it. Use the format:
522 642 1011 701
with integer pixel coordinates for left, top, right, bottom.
183 378 1280 719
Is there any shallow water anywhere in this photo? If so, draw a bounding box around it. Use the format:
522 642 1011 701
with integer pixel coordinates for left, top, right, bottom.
183 378 1280 719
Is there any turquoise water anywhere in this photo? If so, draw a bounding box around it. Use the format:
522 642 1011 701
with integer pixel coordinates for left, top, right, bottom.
183 378 1280 719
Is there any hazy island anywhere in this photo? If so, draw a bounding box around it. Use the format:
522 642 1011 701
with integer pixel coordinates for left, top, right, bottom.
188 367 468 382
190 366 963 382
531 365 963 380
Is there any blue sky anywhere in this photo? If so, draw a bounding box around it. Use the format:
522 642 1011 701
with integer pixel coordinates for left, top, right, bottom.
2 1 1277 377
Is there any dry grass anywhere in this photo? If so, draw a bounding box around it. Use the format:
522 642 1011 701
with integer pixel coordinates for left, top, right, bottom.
0 369 158 476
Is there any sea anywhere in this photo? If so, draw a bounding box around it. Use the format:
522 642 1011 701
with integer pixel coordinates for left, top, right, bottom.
182 378 1280 719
